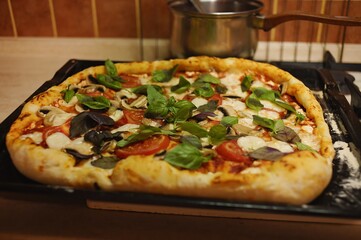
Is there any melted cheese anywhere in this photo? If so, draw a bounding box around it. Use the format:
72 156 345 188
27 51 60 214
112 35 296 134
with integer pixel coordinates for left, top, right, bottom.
237 136 266 152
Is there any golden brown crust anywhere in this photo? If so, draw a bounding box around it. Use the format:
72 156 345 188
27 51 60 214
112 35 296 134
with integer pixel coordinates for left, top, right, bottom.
6 56 335 205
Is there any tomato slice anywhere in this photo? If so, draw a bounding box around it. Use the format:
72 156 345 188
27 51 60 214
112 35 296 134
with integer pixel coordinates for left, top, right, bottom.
119 74 142 88
116 109 145 126
115 135 170 158
208 93 222 105
215 140 251 163
42 121 71 141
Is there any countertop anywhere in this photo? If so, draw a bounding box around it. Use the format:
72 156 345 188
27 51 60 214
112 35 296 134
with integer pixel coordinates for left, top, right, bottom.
1 37 361 239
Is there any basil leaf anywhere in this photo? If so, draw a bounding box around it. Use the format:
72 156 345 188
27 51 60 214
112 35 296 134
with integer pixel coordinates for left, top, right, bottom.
197 74 220 85
272 126 301 143
252 115 285 134
179 122 208 138
215 84 227 94
197 100 218 113
91 156 119 169
246 93 264 111
193 82 214 98
273 98 296 112
180 135 202 149
171 76 191 94
70 112 115 138
76 94 111 110
209 124 227 144
61 89 75 103
296 142 317 152
105 59 118 78
116 128 155 148
296 112 306 122
164 143 210 169
95 74 122 90
132 85 162 95
249 147 285 161
145 85 169 118
253 87 280 101
166 99 196 123
241 75 253 92
220 116 238 127
152 65 178 82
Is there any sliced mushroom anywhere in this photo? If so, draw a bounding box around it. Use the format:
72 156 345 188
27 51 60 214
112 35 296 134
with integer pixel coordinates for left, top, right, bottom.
232 123 253 135
129 95 147 109
38 106 75 126
115 89 137 101
217 105 237 117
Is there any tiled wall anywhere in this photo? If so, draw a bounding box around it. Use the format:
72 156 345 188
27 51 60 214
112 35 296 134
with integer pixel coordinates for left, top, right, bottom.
0 0 360 44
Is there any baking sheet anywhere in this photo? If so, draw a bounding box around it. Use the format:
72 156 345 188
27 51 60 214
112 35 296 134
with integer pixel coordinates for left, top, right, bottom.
0 59 360 221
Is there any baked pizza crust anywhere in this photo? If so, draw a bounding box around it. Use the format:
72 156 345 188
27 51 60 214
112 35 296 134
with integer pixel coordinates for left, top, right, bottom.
6 56 335 205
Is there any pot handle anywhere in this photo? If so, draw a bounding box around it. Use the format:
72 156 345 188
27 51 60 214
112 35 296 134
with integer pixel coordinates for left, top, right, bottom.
253 11 361 31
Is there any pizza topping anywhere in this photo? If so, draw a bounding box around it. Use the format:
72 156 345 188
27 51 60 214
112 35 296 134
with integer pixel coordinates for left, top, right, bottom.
249 147 285 161
39 106 75 127
164 143 211 170
152 65 178 83
91 156 120 169
69 112 115 138
241 75 253 92
237 136 266 152
215 140 251 163
171 76 191 93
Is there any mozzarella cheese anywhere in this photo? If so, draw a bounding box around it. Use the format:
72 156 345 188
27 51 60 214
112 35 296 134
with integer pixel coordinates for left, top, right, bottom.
237 136 266 152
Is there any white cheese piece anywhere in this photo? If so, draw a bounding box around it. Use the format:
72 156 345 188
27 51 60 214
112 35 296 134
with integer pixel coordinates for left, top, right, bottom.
298 132 321 151
221 73 248 98
59 96 78 107
238 117 257 129
260 100 285 112
44 112 75 127
46 132 71 150
65 137 93 155
237 136 266 152
301 125 314 134
20 132 43 145
109 109 124 122
191 97 208 108
221 98 246 113
267 139 294 153
250 80 271 90
111 124 139 133
258 109 280 120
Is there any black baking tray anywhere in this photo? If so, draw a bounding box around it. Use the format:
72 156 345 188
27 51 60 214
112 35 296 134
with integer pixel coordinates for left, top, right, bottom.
1 59 361 220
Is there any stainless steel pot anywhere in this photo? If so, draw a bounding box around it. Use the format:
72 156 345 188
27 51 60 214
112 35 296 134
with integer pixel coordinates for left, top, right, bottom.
168 0 361 58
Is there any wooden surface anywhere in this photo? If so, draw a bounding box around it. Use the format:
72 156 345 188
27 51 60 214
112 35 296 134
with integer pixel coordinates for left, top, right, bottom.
0 37 360 239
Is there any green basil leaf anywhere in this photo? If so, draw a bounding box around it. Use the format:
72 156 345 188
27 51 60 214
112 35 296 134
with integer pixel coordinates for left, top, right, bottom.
96 74 122 90
296 142 317 152
179 122 208 138
145 85 169 118
272 126 301 143
249 147 285 161
171 76 191 93
76 94 111 110
193 82 214 98
105 59 118 78
152 65 178 82
91 156 119 169
246 93 264 111
241 75 253 92
273 98 296 112
252 115 285 134
61 89 75 103
220 116 238 127
209 124 227 144
296 112 306 122
116 129 155 148
70 112 115 138
180 135 202 149
197 74 220 85
253 87 280 101
164 143 210 169
215 84 227 94
132 85 162 95
197 100 218 113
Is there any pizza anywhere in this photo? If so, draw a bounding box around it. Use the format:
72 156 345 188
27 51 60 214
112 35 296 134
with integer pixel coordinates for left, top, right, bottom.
6 56 335 205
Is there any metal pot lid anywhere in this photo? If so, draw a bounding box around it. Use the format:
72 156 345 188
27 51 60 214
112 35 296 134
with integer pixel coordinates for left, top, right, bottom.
169 0 264 18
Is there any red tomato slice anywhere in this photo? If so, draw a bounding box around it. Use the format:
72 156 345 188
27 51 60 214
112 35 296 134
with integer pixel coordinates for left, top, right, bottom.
208 93 222 105
119 74 142 88
215 140 251 163
42 121 71 140
118 109 145 125
115 135 170 158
